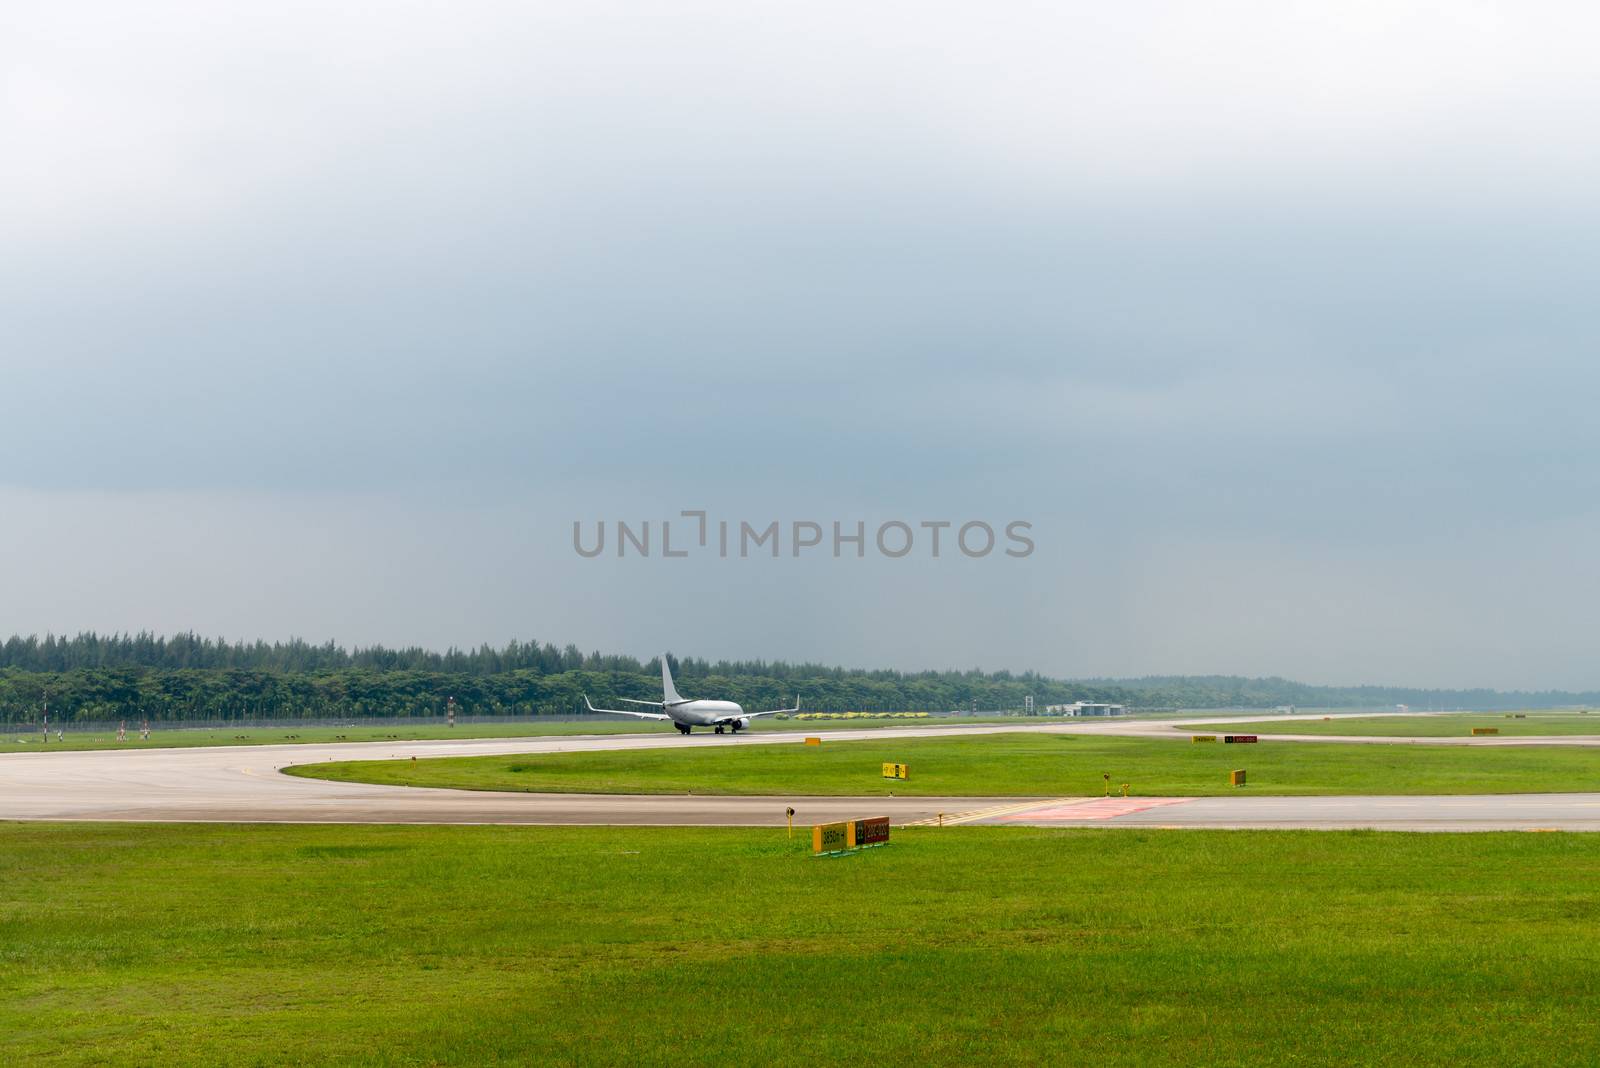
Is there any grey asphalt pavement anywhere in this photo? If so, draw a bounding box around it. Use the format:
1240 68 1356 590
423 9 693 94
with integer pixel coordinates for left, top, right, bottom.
5 715 1599 830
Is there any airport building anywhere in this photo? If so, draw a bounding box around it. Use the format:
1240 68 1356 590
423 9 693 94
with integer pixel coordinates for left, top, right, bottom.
1044 701 1127 717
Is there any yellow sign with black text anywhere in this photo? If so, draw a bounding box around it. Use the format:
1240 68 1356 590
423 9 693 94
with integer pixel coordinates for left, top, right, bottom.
881 762 909 780
813 821 850 855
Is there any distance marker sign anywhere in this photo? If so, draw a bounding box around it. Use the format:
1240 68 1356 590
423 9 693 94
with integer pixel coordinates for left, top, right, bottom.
851 816 891 848
813 821 850 855
813 817 890 855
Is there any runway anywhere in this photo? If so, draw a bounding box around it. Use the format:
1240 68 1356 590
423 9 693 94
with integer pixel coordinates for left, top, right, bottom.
5 717 1600 830
0 724 1055 826
953 792 1600 831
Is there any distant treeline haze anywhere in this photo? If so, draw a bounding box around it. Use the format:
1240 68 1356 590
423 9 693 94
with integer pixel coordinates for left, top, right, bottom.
0 633 1591 723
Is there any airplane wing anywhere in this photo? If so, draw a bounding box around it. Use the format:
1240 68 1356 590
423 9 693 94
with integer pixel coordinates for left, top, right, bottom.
585 695 672 720
738 697 801 720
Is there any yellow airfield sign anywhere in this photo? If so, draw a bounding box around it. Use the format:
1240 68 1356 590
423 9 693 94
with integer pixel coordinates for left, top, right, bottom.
813 821 850 855
813 816 891 855
882 762 909 780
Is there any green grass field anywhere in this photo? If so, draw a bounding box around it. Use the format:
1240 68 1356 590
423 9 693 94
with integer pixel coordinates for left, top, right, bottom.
3 822 1599 1066
1191 712 1600 737
0 720 656 752
287 733 1600 797
0 715 1035 753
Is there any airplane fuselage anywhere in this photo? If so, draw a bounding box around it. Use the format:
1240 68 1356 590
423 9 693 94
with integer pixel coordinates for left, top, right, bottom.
668 699 745 728
583 656 796 734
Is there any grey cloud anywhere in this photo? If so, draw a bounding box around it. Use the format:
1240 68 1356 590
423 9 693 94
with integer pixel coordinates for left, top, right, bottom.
4 2 1600 687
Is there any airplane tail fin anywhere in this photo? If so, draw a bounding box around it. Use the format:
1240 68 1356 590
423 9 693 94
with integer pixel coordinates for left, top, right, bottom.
661 655 684 704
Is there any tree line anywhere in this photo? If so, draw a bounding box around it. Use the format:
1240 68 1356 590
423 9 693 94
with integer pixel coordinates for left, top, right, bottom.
0 632 1592 723
0 633 640 676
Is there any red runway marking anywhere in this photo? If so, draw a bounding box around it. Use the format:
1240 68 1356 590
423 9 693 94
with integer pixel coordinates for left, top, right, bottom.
997 797 1195 821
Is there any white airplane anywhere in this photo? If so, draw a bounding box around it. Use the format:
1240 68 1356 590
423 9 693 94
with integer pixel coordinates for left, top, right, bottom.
585 656 799 735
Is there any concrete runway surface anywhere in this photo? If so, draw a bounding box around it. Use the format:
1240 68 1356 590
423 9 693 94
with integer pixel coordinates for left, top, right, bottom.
5 716 1600 830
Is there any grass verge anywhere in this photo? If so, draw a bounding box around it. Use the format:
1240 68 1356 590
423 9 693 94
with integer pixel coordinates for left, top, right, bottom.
0 715 1054 753
1191 712 1600 737
3 822 1600 1066
285 733 1600 797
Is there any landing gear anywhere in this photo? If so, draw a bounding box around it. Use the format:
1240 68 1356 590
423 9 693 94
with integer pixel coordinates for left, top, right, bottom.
676 723 691 736
714 725 726 734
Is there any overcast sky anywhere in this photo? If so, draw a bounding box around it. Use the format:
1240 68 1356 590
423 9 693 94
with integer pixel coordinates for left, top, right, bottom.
4 2 1599 688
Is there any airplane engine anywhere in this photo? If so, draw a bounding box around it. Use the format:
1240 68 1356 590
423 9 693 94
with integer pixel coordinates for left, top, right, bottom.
734 717 750 731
